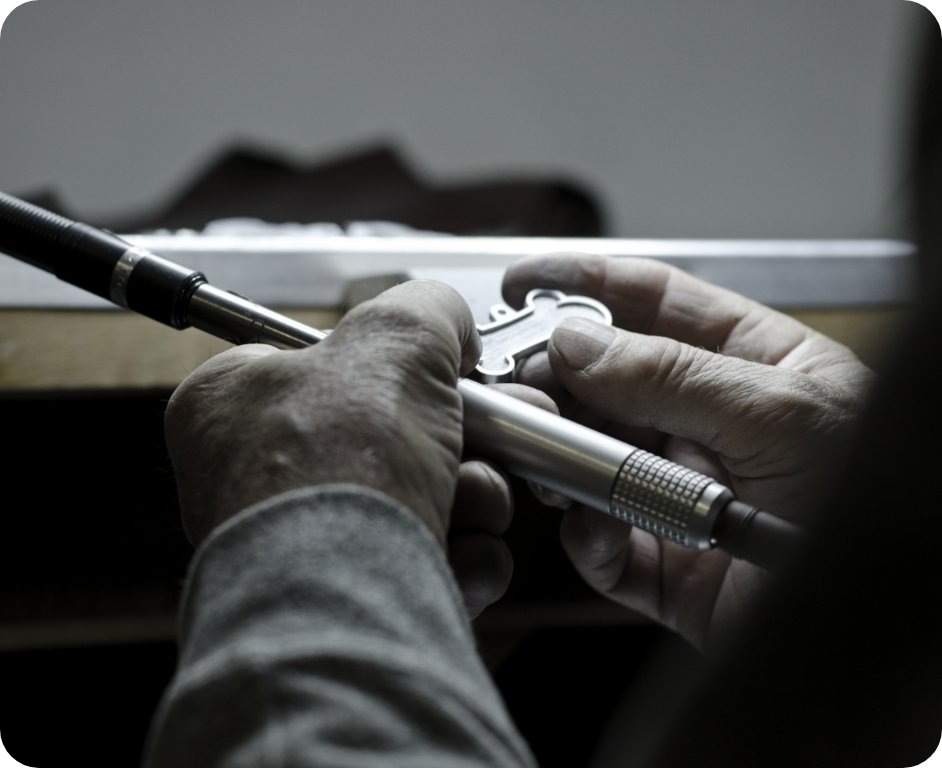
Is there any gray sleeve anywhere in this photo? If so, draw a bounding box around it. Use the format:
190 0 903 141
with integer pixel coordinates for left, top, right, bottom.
141 484 537 768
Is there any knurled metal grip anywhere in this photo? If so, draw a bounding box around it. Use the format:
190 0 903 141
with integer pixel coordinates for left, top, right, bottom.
610 449 733 549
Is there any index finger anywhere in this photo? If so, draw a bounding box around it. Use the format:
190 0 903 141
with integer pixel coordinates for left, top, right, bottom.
502 253 811 365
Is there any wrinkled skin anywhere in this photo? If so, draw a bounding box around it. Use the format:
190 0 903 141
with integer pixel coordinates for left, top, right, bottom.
502 253 874 650
164 280 513 618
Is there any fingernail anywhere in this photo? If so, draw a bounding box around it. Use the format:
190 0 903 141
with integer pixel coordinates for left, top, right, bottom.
552 318 616 370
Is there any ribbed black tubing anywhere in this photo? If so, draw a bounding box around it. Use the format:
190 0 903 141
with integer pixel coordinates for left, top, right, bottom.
1 190 206 327
0 191 78 272
0 190 133 301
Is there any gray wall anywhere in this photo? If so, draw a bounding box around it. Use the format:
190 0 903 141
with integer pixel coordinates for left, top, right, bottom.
0 0 933 237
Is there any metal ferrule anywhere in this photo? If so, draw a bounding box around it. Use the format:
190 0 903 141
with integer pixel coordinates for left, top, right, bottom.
109 246 148 307
186 283 328 348
108 246 207 327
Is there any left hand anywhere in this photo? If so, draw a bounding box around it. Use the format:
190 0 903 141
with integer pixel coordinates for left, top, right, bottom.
501 253 874 649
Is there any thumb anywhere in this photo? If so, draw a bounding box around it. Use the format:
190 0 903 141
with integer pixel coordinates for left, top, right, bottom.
548 317 806 459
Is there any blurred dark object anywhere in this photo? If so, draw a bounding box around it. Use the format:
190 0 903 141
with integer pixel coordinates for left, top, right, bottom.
594 13 942 768
25 144 607 237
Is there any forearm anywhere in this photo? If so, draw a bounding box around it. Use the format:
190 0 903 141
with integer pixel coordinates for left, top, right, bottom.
142 485 535 768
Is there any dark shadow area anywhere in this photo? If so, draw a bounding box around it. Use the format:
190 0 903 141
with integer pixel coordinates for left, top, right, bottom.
0 642 178 767
0 390 659 767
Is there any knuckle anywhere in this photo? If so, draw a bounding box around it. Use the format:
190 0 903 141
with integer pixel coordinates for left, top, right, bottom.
741 372 857 460
344 297 422 335
619 335 699 394
342 292 456 353
661 343 703 390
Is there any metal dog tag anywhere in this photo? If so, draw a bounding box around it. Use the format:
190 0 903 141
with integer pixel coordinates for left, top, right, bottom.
474 289 612 383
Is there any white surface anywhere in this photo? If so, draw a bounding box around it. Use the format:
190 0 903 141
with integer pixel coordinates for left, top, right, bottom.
0 234 916 321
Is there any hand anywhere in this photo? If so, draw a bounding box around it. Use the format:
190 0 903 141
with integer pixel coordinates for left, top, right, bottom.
502 253 874 649
164 280 480 545
165 280 513 617
449 460 515 618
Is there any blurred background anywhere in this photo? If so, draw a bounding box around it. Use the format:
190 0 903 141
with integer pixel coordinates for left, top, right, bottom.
0 0 930 238
0 2 938 767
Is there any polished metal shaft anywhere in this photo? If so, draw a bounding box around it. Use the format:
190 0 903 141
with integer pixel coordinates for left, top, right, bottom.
1 188 798 566
183 282 734 550
459 379 730 549
188 284 328 347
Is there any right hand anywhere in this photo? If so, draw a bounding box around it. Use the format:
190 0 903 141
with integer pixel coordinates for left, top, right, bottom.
164 279 514 618
164 279 480 548
502 253 874 648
